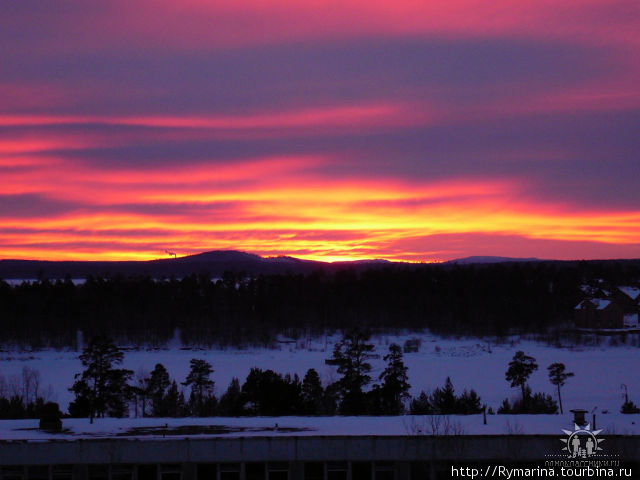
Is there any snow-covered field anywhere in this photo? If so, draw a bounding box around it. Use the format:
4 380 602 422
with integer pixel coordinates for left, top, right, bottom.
1 332 639 415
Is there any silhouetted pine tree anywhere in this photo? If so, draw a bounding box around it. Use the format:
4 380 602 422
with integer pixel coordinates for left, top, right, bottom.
301 369 324 415
241 368 302 415
430 377 457 414
547 363 574 414
325 330 378 415
183 359 215 416
505 351 538 407
322 382 339 415
498 385 557 414
378 344 411 414
621 400 640 414
456 389 483 414
218 378 244 416
68 336 132 422
163 381 185 417
147 363 171 417
409 391 433 414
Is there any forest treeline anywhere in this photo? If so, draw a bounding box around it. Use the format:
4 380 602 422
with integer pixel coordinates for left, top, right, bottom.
1 261 639 346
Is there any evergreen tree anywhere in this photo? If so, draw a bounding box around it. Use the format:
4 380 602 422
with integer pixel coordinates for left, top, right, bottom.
409 391 432 415
182 359 215 416
301 369 324 415
241 368 301 415
67 388 91 418
430 377 457 414
130 368 150 418
163 381 186 417
4 262 640 346
497 398 512 414
408 382 482 415
283 373 303 414
177 390 187 416
505 351 538 406
107 369 133 418
498 385 558 414
241 368 263 415
378 344 411 414
456 389 483 414
325 330 377 415
621 400 640 414
147 363 171 417
364 384 384 415
190 389 217 416
68 336 133 422
321 382 340 416
547 363 574 414
218 378 245 416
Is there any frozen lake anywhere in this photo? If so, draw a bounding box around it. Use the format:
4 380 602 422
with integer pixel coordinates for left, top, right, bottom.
1 332 639 415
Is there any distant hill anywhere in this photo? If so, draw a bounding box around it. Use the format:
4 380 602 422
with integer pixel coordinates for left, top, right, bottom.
2 251 640 280
444 256 541 265
0 250 395 279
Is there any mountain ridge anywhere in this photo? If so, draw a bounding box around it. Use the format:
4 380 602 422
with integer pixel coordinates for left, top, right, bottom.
444 255 542 264
0 250 390 279
2 250 639 279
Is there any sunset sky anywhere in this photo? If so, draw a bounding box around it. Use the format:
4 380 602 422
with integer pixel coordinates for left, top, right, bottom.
1 1 639 262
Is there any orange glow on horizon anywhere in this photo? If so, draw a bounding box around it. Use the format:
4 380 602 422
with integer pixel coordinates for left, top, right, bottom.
2 162 640 263
2 107 640 263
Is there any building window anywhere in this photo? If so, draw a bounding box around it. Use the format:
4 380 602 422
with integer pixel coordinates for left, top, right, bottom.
196 464 217 480
352 462 372 480
219 463 240 480
52 466 73 480
88 466 109 480
326 462 347 480
26 468 48 480
137 465 158 480
111 465 134 480
267 463 288 480
1 467 25 480
303 463 323 480
410 463 429 480
373 462 394 480
245 463 265 480
159 464 182 480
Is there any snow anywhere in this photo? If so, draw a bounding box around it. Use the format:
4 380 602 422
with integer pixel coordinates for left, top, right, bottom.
575 299 610 310
594 299 611 310
1 414 639 441
3 278 86 286
2 332 640 416
619 287 640 301
624 314 639 328
576 327 640 333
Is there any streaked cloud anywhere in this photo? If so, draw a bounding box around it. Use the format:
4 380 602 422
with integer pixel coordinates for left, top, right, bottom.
0 1 639 262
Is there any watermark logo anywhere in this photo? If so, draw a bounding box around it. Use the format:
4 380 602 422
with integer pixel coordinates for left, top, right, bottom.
560 424 604 458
